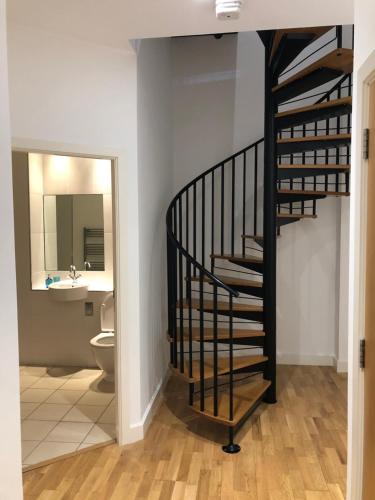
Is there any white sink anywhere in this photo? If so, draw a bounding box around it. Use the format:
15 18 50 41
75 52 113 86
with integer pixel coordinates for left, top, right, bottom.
49 280 89 302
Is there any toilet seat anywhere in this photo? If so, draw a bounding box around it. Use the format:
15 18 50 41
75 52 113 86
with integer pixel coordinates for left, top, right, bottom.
90 331 115 348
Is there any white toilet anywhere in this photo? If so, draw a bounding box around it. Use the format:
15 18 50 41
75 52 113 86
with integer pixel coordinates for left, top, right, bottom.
90 293 115 381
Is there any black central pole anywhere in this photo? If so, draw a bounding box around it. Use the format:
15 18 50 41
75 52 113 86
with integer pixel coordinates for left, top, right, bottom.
263 37 277 405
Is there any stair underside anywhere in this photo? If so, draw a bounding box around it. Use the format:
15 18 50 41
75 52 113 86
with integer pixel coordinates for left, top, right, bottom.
211 254 264 273
270 27 333 76
272 49 353 103
170 355 268 383
190 275 263 289
180 299 263 314
191 378 271 426
275 96 352 129
278 163 350 180
278 189 349 196
277 133 351 155
277 213 317 218
211 254 263 264
270 27 333 63
171 327 265 342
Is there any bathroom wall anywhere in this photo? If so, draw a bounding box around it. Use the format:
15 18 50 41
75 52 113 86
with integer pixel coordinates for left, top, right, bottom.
13 151 113 367
29 153 113 291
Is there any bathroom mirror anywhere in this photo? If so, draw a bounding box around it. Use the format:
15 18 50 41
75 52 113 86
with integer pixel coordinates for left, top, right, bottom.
43 194 104 271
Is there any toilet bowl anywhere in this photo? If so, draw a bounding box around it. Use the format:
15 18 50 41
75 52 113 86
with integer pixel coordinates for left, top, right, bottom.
90 293 115 381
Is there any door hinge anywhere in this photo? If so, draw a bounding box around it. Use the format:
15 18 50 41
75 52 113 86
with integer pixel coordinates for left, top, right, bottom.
363 128 370 160
360 339 366 369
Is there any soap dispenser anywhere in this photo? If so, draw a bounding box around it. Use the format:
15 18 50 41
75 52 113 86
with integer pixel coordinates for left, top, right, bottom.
45 274 53 288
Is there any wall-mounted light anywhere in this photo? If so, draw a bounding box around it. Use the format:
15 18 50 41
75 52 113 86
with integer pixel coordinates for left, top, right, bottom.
215 0 242 20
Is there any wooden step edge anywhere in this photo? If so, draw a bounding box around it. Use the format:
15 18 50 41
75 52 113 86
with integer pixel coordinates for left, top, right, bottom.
170 355 268 383
277 189 350 197
189 275 263 288
210 254 264 263
167 328 266 342
278 164 350 170
179 299 263 313
191 379 271 426
277 133 351 144
272 48 353 92
275 96 352 118
277 213 317 219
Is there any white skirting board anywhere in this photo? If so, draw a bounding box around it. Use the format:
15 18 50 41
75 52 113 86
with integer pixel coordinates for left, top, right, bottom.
127 370 169 443
277 353 347 372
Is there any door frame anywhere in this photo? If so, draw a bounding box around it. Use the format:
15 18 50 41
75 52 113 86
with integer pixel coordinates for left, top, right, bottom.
11 137 143 449
348 49 375 500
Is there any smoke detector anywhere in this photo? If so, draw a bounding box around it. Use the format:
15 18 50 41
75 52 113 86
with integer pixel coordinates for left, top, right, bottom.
215 0 242 20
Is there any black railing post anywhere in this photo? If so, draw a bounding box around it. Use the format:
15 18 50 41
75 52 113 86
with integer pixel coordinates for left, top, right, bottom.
263 40 277 404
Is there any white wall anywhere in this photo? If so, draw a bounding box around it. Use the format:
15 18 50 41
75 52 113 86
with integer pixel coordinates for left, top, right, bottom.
0 1 23 498
136 38 173 417
7 21 167 445
172 32 264 192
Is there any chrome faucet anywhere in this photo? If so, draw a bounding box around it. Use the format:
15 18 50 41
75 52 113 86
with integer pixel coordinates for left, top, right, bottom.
68 265 82 283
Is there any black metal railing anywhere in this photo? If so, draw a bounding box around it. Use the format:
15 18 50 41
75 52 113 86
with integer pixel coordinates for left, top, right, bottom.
276 26 352 218
166 138 264 421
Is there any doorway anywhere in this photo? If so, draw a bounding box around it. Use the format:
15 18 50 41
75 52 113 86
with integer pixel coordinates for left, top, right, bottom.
11 150 118 470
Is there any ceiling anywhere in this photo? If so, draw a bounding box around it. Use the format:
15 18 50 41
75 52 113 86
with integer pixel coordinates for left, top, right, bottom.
7 0 354 49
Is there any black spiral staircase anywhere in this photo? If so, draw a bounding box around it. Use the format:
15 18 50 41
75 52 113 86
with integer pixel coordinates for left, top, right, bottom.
166 26 352 453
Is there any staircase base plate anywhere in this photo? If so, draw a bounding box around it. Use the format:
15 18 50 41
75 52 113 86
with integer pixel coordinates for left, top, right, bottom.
222 443 241 454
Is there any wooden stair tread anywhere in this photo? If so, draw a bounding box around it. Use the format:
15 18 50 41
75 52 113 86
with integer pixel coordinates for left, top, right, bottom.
170 327 265 341
211 254 263 264
275 96 352 118
170 355 268 383
278 163 350 170
278 189 350 196
270 27 333 62
272 48 353 93
190 275 262 288
277 213 317 219
277 133 351 144
180 299 263 313
192 378 271 426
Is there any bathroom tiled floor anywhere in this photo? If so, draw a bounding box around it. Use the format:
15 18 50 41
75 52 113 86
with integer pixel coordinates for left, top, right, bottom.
19 366 116 469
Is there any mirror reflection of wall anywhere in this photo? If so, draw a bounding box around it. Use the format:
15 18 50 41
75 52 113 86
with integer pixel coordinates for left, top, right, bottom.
44 194 104 271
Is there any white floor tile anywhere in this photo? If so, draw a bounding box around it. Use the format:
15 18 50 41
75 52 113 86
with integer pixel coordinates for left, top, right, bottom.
45 422 94 443
98 404 116 424
27 403 72 421
59 378 96 391
20 375 42 391
23 441 80 465
78 390 114 406
22 440 40 461
83 424 116 444
21 366 47 377
21 402 40 420
21 420 58 441
62 405 106 423
45 390 86 405
21 388 55 403
69 369 101 379
31 377 67 390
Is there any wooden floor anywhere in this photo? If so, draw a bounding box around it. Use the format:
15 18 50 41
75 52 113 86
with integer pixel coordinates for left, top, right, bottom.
23 366 347 500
